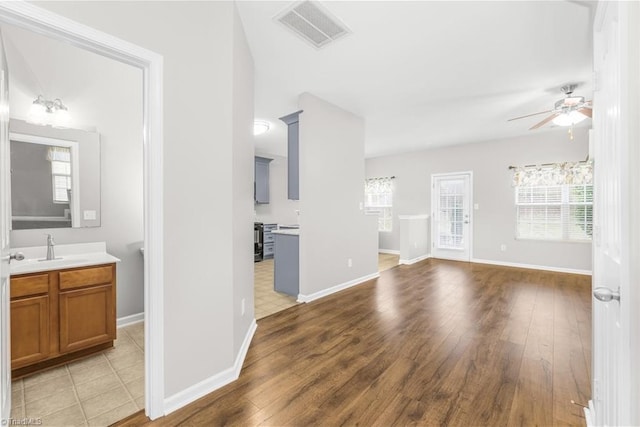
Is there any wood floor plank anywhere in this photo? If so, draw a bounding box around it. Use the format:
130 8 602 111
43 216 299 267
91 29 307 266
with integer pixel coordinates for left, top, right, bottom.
114 259 591 427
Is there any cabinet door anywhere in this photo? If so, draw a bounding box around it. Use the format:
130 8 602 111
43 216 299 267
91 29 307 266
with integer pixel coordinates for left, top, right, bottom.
11 296 49 368
59 285 115 354
287 121 299 200
256 160 269 203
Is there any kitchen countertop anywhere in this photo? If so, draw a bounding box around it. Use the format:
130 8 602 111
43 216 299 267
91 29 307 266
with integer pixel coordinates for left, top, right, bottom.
271 229 300 236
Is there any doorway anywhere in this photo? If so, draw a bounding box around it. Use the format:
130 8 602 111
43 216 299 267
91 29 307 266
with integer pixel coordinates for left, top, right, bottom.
431 172 473 262
0 2 164 423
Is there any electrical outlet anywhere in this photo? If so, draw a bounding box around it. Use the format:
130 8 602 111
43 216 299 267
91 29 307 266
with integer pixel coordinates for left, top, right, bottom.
348 258 352 268
500 244 507 252
83 210 97 220
241 298 245 316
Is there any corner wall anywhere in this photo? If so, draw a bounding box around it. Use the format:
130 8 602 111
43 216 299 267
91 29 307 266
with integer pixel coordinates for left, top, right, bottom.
298 93 378 298
231 4 255 356
35 0 255 400
366 128 592 272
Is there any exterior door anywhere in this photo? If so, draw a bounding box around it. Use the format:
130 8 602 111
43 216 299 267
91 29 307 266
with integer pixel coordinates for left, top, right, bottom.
431 172 472 262
0 28 11 423
589 1 638 425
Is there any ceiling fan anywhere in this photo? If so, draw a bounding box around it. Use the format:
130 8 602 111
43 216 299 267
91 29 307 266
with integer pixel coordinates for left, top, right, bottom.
508 84 592 130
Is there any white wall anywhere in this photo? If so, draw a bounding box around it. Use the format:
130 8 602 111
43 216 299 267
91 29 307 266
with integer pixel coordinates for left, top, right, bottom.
231 5 255 356
34 0 255 399
298 93 378 297
366 127 592 272
4 26 144 318
254 154 299 225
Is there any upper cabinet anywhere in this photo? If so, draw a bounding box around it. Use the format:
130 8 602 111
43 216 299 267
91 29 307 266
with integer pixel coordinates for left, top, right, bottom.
279 110 303 201
255 156 272 204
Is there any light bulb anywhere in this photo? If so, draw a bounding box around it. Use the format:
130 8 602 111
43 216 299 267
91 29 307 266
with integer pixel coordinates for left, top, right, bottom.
552 110 587 127
28 102 46 124
53 109 71 128
254 120 270 136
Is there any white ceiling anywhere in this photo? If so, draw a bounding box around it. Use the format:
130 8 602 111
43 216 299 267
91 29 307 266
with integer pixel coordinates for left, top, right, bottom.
236 1 594 158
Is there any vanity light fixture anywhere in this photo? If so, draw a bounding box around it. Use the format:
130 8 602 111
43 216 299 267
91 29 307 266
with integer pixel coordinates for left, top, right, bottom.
28 95 71 128
253 120 270 136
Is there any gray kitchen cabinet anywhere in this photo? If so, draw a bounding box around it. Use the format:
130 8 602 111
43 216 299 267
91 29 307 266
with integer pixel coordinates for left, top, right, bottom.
273 232 299 297
279 110 303 201
262 224 277 259
254 156 272 204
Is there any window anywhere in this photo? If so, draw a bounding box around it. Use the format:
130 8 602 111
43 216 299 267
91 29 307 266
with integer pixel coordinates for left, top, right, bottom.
48 146 71 204
512 162 593 242
364 177 393 232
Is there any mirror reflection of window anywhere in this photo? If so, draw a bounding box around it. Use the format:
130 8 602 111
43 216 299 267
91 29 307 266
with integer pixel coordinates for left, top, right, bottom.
48 146 72 204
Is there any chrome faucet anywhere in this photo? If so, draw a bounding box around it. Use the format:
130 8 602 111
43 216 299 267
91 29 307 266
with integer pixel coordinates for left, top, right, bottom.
46 234 55 260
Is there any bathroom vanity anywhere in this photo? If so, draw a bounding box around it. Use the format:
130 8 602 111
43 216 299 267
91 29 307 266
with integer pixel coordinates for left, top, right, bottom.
9 242 119 378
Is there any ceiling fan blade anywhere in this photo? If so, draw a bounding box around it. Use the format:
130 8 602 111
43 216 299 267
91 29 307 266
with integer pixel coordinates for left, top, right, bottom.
578 107 592 118
530 113 558 130
508 109 553 122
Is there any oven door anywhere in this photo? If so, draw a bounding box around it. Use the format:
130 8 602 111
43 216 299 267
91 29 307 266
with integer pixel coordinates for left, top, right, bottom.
254 224 263 261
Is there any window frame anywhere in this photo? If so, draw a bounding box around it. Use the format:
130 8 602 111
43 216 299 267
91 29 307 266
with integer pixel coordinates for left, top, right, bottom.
364 178 394 233
514 183 593 243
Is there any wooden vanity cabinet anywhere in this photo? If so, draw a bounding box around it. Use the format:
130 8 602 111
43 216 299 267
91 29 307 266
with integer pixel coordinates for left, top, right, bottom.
10 263 116 375
59 265 116 354
10 274 50 368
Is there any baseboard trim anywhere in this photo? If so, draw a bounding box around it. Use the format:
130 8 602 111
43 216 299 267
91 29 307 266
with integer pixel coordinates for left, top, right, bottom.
584 400 595 427
399 253 431 265
378 249 399 255
297 272 380 303
163 319 257 415
117 312 144 328
470 258 592 275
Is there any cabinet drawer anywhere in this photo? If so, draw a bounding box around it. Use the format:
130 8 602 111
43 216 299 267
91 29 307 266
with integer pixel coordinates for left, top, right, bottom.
263 243 274 257
263 224 277 232
11 274 49 299
59 265 113 290
263 232 275 243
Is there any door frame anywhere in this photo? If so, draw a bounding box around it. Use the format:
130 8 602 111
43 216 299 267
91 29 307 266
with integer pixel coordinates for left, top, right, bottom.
0 2 165 420
430 171 473 262
587 1 640 425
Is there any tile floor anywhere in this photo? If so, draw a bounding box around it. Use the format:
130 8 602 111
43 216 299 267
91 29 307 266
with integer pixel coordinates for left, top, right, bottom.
378 252 400 272
11 322 144 427
254 258 299 319
254 253 400 319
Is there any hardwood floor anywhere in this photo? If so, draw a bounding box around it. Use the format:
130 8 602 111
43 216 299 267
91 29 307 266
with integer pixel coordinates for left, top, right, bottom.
117 259 591 426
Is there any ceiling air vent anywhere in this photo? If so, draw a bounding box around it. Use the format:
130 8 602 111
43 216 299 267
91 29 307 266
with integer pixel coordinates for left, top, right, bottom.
274 0 351 49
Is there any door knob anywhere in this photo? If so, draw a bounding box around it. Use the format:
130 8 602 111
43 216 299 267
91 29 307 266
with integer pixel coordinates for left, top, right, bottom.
8 252 25 262
593 287 620 302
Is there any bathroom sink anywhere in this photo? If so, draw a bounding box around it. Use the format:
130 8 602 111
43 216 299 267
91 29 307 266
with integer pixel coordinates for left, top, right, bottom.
9 242 119 275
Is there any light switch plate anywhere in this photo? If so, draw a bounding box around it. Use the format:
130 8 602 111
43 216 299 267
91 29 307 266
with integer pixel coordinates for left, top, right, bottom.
83 210 97 220
474 203 479 210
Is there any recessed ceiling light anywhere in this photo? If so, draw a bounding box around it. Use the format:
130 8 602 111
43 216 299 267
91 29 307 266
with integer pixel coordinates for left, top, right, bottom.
254 120 271 136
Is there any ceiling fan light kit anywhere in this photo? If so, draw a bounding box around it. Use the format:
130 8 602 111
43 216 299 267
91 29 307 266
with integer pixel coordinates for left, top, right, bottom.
509 84 593 136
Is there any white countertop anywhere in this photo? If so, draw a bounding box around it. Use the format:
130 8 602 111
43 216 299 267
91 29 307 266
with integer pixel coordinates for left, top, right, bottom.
10 242 120 275
271 229 300 236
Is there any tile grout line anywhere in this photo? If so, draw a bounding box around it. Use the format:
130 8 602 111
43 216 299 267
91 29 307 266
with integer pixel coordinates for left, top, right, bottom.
81 353 138 424
104 348 139 411
66 363 90 426
20 380 25 418
123 326 145 354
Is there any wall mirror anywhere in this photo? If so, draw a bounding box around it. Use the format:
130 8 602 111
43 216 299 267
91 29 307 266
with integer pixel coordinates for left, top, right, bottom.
10 119 101 230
